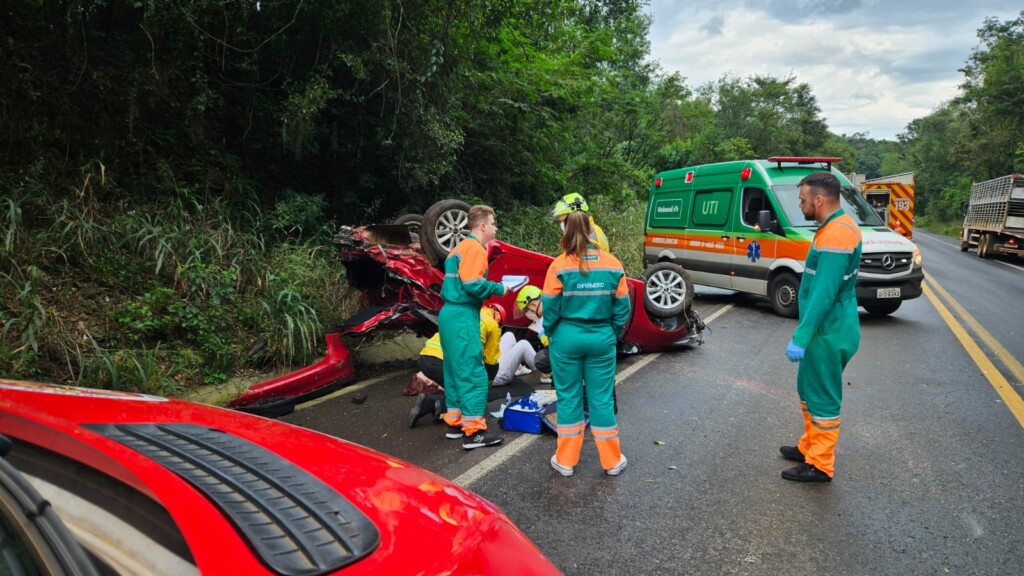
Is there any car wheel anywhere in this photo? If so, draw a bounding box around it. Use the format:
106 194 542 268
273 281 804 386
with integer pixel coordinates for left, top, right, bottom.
864 301 901 316
641 262 694 318
391 214 423 243
769 271 800 318
422 200 471 263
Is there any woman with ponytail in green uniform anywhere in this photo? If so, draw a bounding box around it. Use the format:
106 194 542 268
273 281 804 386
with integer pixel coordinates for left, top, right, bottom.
542 210 631 477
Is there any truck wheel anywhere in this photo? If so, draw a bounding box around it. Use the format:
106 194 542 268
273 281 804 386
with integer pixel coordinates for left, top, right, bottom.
864 301 901 316
959 229 969 252
769 272 800 318
422 200 471 262
977 233 990 258
641 262 694 318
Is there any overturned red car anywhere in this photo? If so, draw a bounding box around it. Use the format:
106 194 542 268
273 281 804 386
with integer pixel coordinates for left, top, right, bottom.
229 199 703 412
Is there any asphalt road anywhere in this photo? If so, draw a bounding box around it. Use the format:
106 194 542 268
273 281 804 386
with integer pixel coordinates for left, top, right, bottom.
282 231 1024 575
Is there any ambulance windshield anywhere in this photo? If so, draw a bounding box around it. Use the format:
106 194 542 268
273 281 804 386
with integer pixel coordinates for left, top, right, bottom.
772 184 886 228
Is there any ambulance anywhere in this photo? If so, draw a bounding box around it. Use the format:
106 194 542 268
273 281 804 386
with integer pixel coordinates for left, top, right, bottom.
643 157 923 318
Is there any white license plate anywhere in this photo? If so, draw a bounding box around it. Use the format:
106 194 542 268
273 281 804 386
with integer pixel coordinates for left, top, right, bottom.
877 287 901 299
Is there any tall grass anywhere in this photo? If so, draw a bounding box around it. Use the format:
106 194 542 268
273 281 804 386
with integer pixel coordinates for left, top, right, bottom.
1 169 354 394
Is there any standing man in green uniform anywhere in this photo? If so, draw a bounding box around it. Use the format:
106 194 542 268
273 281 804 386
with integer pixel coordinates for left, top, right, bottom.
781 172 862 482
543 210 631 477
439 205 509 450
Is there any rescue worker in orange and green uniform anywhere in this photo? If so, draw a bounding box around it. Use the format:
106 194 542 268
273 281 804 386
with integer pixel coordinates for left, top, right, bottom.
781 171 862 483
439 205 509 450
548 193 610 253
542 210 630 477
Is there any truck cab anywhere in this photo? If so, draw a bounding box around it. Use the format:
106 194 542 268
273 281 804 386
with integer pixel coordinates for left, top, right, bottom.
643 157 924 317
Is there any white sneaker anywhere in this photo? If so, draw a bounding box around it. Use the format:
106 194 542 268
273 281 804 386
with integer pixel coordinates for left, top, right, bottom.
515 365 533 376
606 454 628 476
539 374 552 385
550 455 574 477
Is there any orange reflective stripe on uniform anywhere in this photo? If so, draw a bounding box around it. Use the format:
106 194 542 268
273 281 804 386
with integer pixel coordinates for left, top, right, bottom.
443 409 463 428
556 421 586 467
461 415 486 436
592 424 623 470
556 421 586 438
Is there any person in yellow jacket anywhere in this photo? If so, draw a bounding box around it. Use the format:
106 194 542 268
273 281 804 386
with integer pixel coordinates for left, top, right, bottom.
781 171 862 482
548 193 610 253
439 205 509 450
409 306 503 428
543 210 631 477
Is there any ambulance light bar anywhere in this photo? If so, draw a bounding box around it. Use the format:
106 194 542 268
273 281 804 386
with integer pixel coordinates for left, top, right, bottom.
766 156 843 171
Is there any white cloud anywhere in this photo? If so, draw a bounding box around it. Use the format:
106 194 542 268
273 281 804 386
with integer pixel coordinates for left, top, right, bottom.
647 1 1022 139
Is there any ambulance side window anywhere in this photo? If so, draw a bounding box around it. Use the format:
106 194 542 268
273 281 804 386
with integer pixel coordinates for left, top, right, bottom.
741 188 772 229
691 190 731 228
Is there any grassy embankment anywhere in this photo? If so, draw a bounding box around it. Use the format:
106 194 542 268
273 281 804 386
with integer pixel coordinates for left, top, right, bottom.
2 183 649 398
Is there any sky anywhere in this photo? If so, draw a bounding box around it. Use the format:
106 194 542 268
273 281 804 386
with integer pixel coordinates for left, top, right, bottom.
646 0 1023 140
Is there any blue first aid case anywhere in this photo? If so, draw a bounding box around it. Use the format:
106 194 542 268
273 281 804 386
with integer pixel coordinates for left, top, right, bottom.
503 397 556 434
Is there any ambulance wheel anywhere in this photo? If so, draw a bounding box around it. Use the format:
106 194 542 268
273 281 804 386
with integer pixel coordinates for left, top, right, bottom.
864 301 901 316
642 262 694 318
391 213 423 243
423 200 471 262
769 272 800 318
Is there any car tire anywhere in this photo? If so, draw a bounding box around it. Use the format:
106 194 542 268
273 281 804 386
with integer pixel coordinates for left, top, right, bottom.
391 213 423 243
641 262 694 318
422 200 471 263
769 271 800 318
864 301 902 316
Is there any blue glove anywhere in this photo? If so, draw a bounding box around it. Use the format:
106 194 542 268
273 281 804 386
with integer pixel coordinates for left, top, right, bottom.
785 340 805 363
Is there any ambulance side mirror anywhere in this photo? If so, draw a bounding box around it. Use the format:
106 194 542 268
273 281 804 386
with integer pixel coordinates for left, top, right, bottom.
758 210 782 235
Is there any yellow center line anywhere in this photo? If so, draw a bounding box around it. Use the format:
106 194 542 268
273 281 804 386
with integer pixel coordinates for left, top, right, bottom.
923 270 1024 386
922 282 1024 428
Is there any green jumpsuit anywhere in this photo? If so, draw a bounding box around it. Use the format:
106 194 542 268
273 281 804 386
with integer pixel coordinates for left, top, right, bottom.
792 209 862 477
439 234 506 436
542 246 631 471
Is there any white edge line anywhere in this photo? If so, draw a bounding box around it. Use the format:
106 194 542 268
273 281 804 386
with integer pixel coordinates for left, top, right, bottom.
453 303 734 487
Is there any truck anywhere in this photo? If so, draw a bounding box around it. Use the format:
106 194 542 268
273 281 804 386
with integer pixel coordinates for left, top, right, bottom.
959 174 1024 258
861 172 915 240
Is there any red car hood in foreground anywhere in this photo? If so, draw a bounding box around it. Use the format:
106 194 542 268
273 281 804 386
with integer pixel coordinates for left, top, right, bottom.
0 380 561 575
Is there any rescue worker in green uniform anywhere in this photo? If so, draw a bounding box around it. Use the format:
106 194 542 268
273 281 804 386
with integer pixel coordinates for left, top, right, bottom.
408 306 504 428
781 171 862 482
439 205 509 450
548 193 610 253
542 210 631 477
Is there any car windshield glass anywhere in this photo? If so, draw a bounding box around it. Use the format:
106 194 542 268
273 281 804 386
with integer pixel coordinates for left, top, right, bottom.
772 184 886 227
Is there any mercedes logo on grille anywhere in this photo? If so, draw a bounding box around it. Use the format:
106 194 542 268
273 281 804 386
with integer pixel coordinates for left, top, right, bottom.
881 254 896 270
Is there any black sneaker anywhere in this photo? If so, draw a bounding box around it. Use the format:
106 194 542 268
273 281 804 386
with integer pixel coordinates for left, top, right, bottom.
781 463 831 483
463 431 503 450
779 445 805 463
408 393 435 428
445 425 464 439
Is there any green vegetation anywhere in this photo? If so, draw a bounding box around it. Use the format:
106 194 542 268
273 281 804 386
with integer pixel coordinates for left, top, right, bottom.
1 3 1021 393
